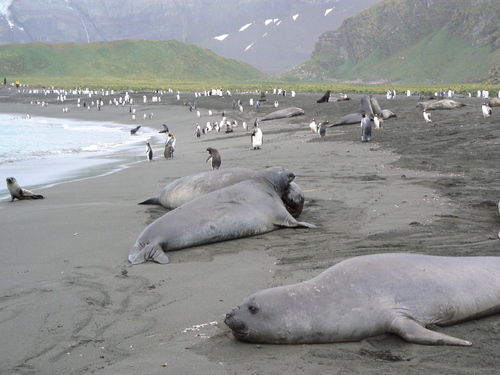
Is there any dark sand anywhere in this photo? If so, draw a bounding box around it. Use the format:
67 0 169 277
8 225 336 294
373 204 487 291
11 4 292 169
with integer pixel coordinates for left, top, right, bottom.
0 85 499 374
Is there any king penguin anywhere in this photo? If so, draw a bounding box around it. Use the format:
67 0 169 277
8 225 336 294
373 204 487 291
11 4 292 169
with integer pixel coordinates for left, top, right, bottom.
145 141 153 161
206 147 222 170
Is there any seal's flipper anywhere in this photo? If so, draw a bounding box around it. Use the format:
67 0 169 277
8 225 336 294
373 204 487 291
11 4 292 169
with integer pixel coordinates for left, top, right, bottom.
138 197 160 205
390 316 472 346
128 243 170 264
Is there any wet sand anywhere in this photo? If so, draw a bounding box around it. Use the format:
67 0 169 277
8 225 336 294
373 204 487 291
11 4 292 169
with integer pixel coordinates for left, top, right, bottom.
0 86 499 374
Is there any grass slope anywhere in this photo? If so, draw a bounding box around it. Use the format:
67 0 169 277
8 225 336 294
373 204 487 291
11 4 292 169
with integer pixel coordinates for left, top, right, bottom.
285 26 499 85
0 40 267 88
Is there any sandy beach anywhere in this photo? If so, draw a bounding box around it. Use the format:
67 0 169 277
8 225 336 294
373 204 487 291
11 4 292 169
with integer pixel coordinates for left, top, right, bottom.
0 86 499 374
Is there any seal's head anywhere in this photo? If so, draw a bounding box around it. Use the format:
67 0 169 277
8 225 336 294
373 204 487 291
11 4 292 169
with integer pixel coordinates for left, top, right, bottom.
257 167 295 196
224 284 316 344
281 181 304 218
6 177 16 186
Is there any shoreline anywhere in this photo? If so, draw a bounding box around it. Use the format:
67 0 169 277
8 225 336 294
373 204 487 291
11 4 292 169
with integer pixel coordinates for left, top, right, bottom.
1 87 498 374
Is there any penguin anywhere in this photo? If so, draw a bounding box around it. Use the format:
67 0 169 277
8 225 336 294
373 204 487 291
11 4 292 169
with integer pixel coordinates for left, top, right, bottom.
423 110 432 123
6 177 44 201
145 141 153 161
274 101 279 108
373 114 382 129
195 124 201 138
309 119 318 134
130 125 141 135
166 133 176 149
482 103 492 118
360 114 372 142
318 121 329 137
206 147 222 170
242 121 248 131
164 134 176 159
159 124 169 133
251 126 263 149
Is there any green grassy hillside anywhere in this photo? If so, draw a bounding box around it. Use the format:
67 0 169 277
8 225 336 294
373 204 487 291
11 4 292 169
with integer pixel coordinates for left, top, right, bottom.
0 40 267 89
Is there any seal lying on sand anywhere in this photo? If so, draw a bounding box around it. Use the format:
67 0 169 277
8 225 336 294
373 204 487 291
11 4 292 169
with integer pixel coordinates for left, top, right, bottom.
129 167 315 264
6 177 44 201
225 253 500 345
138 167 305 218
488 97 500 107
417 99 466 110
260 107 304 121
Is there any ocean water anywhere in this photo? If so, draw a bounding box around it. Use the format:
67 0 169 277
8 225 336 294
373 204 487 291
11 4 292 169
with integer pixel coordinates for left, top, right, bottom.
0 113 157 199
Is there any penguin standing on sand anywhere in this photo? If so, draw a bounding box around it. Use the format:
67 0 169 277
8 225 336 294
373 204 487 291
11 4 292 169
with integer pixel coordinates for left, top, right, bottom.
309 119 318 134
360 114 372 142
251 124 263 149
206 147 222 170
482 103 492 118
318 121 329 137
423 110 432 123
145 141 153 161
373 114 382 129
164 133 176 159
195 124 201 138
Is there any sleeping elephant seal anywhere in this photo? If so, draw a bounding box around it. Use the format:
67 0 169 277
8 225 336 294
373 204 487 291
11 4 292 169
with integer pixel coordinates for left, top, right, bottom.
225 253 500 345
488 97 500 107
129 167 315 264
330 113 362 126
418 99 466 110
260 107 305 121
138 167 305 217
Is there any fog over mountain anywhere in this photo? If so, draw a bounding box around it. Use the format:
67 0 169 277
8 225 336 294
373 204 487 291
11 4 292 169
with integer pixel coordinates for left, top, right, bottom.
0 0 382 73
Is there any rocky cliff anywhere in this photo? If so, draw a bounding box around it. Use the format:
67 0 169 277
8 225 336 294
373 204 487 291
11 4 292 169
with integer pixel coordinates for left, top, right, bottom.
286 0 500 84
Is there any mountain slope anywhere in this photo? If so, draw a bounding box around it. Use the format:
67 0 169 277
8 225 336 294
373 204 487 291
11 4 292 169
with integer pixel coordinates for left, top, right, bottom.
0 40 266 84
284 0 500 84
0 0 383 74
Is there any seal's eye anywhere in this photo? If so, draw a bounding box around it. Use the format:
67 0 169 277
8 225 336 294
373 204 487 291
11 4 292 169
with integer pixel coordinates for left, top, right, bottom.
248 304 259 314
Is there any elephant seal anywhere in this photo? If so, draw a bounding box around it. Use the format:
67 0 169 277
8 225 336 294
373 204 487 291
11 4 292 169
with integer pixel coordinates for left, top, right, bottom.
260 107 305 121
129 167 315 264
359 94 374 117
138 167 304 217
488 97 500 107
418 99 465 110
330 113 362 126
6 177 44 201
316 90 331 103
369 95 383 117
225 253 500 345
380 109 397 119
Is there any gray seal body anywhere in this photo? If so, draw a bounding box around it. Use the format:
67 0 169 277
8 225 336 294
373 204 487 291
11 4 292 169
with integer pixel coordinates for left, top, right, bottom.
129 167 315 264
225 253 500 346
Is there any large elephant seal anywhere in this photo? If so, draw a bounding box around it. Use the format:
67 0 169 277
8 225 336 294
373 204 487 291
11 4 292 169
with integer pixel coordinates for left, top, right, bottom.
225 253 500 345
417 99 466 110
138 167 305 217
129 167 315 264
6 177 44 201
260 107 305 121
488 97 500 107
330 113 362 126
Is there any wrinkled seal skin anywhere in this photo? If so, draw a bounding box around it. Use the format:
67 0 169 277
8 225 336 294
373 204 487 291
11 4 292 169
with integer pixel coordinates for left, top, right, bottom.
129 167 315 264
6 177 44 201
225 253 500 345
260 107 305 121
138 167 304 217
